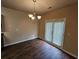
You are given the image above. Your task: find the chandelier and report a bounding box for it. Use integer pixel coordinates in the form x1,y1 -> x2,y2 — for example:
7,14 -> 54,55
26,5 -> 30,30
28,0 -> 41,20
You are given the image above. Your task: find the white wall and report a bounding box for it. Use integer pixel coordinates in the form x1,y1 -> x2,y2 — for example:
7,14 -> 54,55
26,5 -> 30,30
1,7 -> 38,47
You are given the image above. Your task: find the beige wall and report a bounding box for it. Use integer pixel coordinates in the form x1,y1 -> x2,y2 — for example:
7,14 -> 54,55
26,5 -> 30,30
1,7 -> 38,46
38,3 -> 78,56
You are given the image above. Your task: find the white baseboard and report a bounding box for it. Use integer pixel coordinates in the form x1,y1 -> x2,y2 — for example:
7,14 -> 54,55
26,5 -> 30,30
4,37 -> 37,47
42,39 -> 78,58
52,43 -> 77,58
61,48 -> 78,58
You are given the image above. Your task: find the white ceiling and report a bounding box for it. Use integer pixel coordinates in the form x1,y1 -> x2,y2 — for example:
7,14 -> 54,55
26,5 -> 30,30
2,0 -> 77,15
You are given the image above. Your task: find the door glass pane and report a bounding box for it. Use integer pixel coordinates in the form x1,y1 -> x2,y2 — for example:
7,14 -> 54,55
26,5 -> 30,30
45,22 -> 53,42
52,22 -> 64,46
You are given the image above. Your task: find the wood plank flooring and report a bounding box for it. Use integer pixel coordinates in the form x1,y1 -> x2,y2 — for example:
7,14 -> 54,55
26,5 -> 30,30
1,39 -> 77,59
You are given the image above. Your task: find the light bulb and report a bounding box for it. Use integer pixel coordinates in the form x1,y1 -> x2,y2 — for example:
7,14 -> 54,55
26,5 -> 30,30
37,16 -> 41,19
31,16 -> 35,20
28,14 -> 33,18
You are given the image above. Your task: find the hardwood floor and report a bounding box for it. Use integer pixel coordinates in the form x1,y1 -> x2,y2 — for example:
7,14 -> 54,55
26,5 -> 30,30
2,39 -> 76,59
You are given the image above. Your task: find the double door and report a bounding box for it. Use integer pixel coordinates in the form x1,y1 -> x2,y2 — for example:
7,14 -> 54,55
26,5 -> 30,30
45,20 -> 65,47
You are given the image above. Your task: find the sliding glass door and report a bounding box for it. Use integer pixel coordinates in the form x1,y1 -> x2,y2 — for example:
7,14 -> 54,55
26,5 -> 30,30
45,20 -> 65,47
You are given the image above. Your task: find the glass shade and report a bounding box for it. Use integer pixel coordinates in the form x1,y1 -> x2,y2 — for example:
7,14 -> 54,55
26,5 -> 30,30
31,16 -> 35,20
37,16 -> 41,19
28,14 -> 33,18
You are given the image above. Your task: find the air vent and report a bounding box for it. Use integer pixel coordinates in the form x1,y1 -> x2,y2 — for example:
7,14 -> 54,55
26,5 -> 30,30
48,6 -> 52,9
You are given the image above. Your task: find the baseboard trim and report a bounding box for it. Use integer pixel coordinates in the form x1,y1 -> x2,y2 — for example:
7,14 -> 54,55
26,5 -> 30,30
51,43 -> 77,58
61,48 -> 78,58
41,39 -> 77,58
4,38 -> 37,47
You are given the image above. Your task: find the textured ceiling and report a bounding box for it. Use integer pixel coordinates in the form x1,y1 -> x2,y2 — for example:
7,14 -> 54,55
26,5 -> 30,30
1,0 -> 77,15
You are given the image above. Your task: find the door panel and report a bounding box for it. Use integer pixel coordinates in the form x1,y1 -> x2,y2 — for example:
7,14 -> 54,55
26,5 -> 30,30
52,22 -> 65,46
45,22 -> 53,42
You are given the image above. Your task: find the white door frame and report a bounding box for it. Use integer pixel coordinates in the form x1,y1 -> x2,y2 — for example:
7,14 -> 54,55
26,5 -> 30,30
44,18 -> 66,48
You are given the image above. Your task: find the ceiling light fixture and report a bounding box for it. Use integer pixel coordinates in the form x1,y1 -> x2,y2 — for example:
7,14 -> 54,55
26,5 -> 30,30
28,0 -> 41,20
